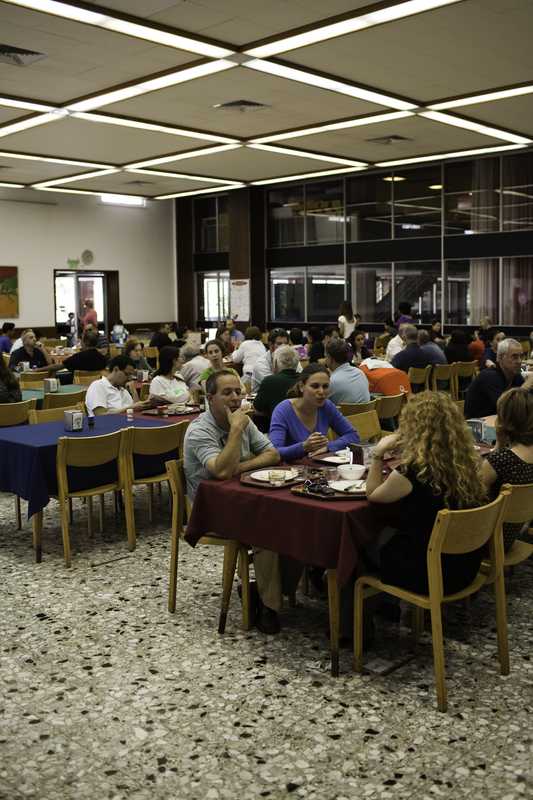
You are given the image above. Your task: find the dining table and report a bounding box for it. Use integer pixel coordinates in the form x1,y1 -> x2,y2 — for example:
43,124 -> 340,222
22,383 -> 87,408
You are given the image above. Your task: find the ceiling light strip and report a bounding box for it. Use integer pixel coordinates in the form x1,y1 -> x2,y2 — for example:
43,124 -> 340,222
155,184 -> 245,200
0,150 -> 114,168
0,111 -> 66,138
428,84 -> 533,110
0,97 -> 55,113
250,111 -> 414,143
247,143 -> 367,167
244,60 -> 416,111
125,144 -> 243,170
376,144 -> 526,167
0,182 -> 25,188
3,0 -> 234,58
67,61 -> 237,113
250,166 -> 367,186
33,168 -> 119,189
420,111 -> 531,144
72,112 -> 240,144
126,168 -> 241,185
245,0 -> 463,58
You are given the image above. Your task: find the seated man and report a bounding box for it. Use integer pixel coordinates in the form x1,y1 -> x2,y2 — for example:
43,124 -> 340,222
85,355 -> 148,415
325,339 -> 370,405
254,345 -> 300,419
180,344 -> 210,389
418,329 -> 447,364
9,329 -> 56,372
149,323 -> 173,351
184,369 -> 299,635
391,325 -> 434,372
62,331 -> 108,372
251,328 -> 290,391
385,322 -> 408,362
465,338 -> 533,418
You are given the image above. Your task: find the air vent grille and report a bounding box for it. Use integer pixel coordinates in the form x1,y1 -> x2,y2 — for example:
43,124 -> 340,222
0,44 -> 46,67
365,134 -> 412,144
213,99 -> 270,112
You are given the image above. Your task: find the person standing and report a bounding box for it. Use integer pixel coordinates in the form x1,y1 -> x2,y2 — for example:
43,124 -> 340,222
81,300 -> 97,330
337,301 -> 357,340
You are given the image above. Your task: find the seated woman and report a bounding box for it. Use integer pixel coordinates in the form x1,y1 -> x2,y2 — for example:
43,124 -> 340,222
0,360 -> 22,404
347,328 -> 371,365
366,391 -> 487,595
198,339 -> 241,386
149,346 -> 190,405
269,364 -> 359,462
481,387 -> 533,551
124,338 -> 152,373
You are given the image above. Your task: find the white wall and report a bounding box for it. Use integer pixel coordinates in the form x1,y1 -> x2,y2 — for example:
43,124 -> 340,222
0,188 -> 176,327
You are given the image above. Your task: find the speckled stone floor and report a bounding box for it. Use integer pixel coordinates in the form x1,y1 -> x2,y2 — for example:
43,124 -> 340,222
1,488 -> 532,800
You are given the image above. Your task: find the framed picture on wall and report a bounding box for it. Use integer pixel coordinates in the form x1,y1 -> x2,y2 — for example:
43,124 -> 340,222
0,267 -> 19,318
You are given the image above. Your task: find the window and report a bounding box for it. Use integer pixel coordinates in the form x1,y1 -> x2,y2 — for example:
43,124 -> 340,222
444,259 -> 498,326
307,265 -> 345,321
393,167 -> 442,238
267,186 -> 304,247
194,196 -> 229,252
346,173 -> 392,241
305,181 -> 344,245
270,268 -> 305,322
394,261 -> 442,323
501,151 -> 533,233
444,158 -> 499,234
501,256 -> 533,325
197,271 -> 230,322
348,263 -> 392,322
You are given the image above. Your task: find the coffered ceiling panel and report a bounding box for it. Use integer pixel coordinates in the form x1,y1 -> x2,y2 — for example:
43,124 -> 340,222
0,117 -> 218,163
461,96 -> 533,137
0,106 -> 27,125
105,67 -> 386,137
0,4 -> 195,103
0,154 -> 99,184
56,171 -> 217,196
283,0 -> 533,103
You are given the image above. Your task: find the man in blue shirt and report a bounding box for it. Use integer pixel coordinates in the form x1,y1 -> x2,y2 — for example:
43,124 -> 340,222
465,338 -> 533,418
0,322 -> 15,354
326,339 -> 370,405
391,326 -> 436,372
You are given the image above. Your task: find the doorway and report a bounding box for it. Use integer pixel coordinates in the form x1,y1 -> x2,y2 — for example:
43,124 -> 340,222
54,270 -> 120,333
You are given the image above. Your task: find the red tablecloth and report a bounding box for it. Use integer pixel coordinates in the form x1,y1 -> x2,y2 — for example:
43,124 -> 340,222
186,478 -> 396,586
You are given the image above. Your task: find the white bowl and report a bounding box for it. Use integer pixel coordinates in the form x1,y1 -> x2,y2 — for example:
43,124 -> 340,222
337,464 -> 366,481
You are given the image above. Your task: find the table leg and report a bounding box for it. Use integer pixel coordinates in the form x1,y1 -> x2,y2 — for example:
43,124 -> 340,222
327,569 -> 340,677
32,511 -> 43,563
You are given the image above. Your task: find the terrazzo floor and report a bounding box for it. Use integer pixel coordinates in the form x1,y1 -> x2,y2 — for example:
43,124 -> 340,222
1,488 -> 532,800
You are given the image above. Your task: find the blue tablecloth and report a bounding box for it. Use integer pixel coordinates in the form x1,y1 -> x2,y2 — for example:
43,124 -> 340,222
22,384 -> 85,408
0,416 -> 179,518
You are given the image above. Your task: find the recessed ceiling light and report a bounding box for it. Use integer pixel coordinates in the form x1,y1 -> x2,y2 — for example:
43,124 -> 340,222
155,184 -> 245,200
126,168 -> 241,185
0,97 -> 55,113
244,0 -> 463,58
125,144 -> 242,170
429,184 -> 443,189
33,168 -> 119,189
420,111 -> 531,144
3,0 -> 234,58
244,60 -> 416,112
428,84 -> 533,110
71,112 -> 240,144
67,61 -> 237,113
100,193 -> 146,207
250,111 -> 415,144
376,143 -> 526,167
250,166 -> 367,186
382,175 -> 406,182
0,151 -> 114,168
0,181 -> 24,188
247,143 -> 367,167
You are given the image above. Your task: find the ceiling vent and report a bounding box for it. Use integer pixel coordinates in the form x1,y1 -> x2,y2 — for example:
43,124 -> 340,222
124,179 -> 153,186
0,44 -> 46,67
365,134 -> 412,145
213,99 -> 270,112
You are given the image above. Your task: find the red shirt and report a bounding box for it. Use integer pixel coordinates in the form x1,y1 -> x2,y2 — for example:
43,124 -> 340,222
82,309 -> 98,328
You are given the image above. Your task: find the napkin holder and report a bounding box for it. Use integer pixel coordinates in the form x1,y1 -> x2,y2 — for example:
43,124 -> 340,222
64,409 -> 84,431
43,377 -> 59,393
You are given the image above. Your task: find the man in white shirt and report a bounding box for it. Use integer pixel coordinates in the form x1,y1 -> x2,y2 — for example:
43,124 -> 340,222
85,355 -> 149,415
385,323 -> 408,362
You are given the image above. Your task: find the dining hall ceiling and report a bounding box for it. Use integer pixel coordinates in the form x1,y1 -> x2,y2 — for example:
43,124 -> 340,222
0,0 -> 531,201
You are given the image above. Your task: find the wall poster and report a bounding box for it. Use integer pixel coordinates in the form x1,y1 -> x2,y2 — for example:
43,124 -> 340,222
0,266 -> 19,317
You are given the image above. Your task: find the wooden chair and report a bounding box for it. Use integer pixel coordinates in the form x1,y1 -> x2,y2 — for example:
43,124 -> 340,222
56,429 -> 130,567
451,361 -> 478,401
2,353 -> 10,367
166,459 -> 251,633
120,421 -> 190,549
74,371 -> 103,385
431,364 -> 453,394
354,491 -> 510,712
42,338 -> 63,348
140,383 -> 150,401
408,365 -> 432,393
43,389 -> 86,410
0,399 -> 37,528
339,400 -> 376,416
520,340 -> 530,358
375,393 -> 405,429
346,409 -> 382,442
482,483 -> 533,576
29,403 -> 85,424
144,346 -> 159,369
19,374 -> 47,389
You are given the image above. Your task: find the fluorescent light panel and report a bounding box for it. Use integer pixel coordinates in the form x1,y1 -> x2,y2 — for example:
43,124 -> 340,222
250,111 -> 414,143
4,0 -> 234,58
429,84 -> 533,110
67,61 -> 236,113
35,186 -> 100,196
0,151 -> 113,168
72,112 -> 240,144
376,144 -> 526,167
0,111 -> 63,137
126,168 -> 241,185
0,97 -> 55,113
247,143 -> 367,167
251,166 -> 367,186
155,184 -> 245,200
125,144 -> 242,170
101,193 -> 145,206
0,181 -> 24,188
245,0 -> 462,58
33,168 -> 119,189
420,111 -> 531,144
245,60 -> 416,111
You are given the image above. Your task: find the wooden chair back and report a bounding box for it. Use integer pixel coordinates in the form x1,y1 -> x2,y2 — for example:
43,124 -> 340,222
408,365 -> 432,393
43,389 -> 86,409
339,400 -> 376,416
42,338 -> 62,348
500,482 -> 533,525
0,399 -> 37,426
2,353 -> 10,367
346,409 -> 382,442
431,364 -> 452,393
122,421 -> 190,482
57,429 -> 125,471
144,347 -> 159,369
74,374 -> 100,387
19,374 -> 47,388
520,340 -> 530,357
451,361 -> 478,400
375,393 -> 405,423
29,403 -> 85,424
140,383 -> 150,401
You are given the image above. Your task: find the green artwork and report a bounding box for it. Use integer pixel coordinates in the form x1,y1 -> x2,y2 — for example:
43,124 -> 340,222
0,266 -> 18,318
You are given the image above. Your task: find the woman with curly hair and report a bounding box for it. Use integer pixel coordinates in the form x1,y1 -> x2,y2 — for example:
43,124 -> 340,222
366,391 -> 488,594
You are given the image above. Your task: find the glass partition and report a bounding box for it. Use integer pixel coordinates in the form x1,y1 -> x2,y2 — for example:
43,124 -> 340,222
393,166 -> 442,238
267,186 -> 304,247
349,263 -> 392,322
270,267 -> 305,322
501,256 -> 533,325
444,158 -> 499,235
306,265 -> 345,321
394,261 -> 441,323
444,259 -> 498,326
346,173 -> 392,241
501,151 -> 533,233
305,180 -> 344,244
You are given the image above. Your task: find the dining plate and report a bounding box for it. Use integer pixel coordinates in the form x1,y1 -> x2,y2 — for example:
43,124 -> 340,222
249,468 -> 297,483
329,480 -> 366,494
313,454 -> 351,465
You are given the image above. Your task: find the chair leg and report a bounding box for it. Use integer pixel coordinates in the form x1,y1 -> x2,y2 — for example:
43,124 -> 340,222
301,566 -> 310,596
493,573 -> 510,675
59,500 -> 72,568
68,497 -> 73,523
353,580 -> 365,672
98,494 -> 104,533
238,548 -> 252,630
15,496 -> 22,530
32,511 -> 43,564
218,542 -> 239,634
87,496 -> 93,537
148,484 -> 154,523
122,483 -> 136,552
327,569 -> 340,677
168,529 -> 180,614
412,606 -> 425,645
429,602 -> 447,712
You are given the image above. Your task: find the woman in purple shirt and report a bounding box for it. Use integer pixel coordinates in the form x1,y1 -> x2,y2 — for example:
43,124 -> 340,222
269,364 -> 359,461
